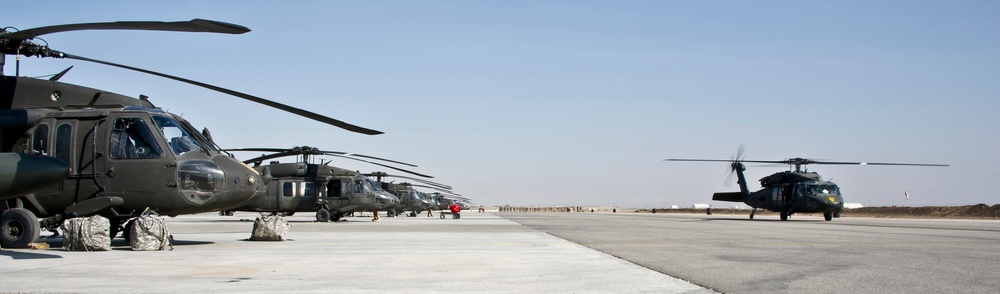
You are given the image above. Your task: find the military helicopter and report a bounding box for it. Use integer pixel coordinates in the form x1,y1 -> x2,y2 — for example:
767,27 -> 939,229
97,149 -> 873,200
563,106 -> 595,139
666,146 -> 948,221
0,19 -> 381,248
366,172 -> 454,217
222,146 -> 433,222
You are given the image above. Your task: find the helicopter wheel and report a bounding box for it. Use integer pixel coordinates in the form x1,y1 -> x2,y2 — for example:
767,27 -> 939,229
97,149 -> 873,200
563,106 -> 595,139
316,209 -> 331,222
779,211 -> 789,221
823,213 -> 833,221
0,208 -> 41,248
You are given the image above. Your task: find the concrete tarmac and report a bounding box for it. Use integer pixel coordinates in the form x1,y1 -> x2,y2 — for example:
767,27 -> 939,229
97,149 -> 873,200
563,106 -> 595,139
0,211 -> 712,294
501,212 -> 1000,294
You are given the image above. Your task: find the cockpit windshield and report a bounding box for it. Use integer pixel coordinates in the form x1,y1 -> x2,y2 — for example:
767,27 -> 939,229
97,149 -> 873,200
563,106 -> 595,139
804,183 -> 840,195
152,115 -> 216,156
365,179 -> 383,192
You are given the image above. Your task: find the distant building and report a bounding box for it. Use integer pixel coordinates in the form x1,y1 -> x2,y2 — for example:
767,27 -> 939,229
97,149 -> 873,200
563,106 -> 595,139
844,203 -> 864,209
692,204 -> 710,209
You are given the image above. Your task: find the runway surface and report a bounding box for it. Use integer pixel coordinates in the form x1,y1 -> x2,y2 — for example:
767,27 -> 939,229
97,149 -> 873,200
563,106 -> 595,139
499,212 -> 1000,293
0,211 -> 711,294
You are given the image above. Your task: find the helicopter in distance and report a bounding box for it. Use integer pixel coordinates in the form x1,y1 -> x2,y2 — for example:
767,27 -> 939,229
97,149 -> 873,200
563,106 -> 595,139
0,19 -> 382,248
366,171 -> 456,217
666,145 -> 948,221
222,146 -> 432,222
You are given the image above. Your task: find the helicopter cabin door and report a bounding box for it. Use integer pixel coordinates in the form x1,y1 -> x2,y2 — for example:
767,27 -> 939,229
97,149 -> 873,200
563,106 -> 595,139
277,180 -> 310,212
25,118 -> 98,214
319,179 -> 350,210
95,113 -> 176,210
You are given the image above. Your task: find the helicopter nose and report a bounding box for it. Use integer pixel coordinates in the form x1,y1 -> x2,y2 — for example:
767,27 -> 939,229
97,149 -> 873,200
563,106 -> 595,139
811,193 -> 844,212
208,156 -> 261,209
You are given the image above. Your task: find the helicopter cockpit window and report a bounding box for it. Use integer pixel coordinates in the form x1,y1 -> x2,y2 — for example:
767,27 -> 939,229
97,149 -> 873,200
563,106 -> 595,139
354,180 -> 366,193
152,116 -> 210,156
817,184 -> 840,195
109,118 -> 163,159
803,184 -> 841,195
365,179 -> 383,192
32,124 -> 49,155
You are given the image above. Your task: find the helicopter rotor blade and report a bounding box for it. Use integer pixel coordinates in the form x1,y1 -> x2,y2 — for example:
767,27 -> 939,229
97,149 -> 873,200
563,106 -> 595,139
667,158 -> 948,167
226,147 -> 417,167
54,52 -> 382,135
807,161 -> 949,167
409,184 -> 461,196
325,154 -> 433,178
315,151 -> 416,167
225,148 -> 294,154
365,173 -> 451,189
238,150 -> 299,165
0,19 -> 249,41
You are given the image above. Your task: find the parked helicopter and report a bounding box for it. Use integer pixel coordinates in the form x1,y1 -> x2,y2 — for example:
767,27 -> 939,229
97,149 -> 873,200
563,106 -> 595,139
0,19 -> 381,248
222,146 -> 433,222
366,172 -> 454,217
666,146 -> 948,221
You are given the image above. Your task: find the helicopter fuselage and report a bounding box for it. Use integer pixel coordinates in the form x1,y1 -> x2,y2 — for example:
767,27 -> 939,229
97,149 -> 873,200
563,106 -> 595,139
233,162 -> 400,217
714,170 -> 845,219
1,76 -> 263,220
380,183 -> 435,215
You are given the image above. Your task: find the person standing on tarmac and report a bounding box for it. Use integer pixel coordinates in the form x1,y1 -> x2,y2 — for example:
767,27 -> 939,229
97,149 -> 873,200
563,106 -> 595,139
372,210 -> 380,222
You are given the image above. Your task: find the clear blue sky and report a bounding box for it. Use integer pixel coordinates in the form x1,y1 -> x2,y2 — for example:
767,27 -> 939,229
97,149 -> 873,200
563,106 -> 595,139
7,1 -> 998,207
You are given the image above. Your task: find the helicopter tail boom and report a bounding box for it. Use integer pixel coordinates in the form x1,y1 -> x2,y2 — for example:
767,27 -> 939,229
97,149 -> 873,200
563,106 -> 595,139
712,192 -> 743,202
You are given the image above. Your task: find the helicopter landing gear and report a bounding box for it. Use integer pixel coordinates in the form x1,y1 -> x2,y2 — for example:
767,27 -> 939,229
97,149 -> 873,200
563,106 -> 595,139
1,208 -> 41,248
823,213 -> 833,221
749,208 -> 756,219
779,211 -> 789,221
315,209 -> 331,222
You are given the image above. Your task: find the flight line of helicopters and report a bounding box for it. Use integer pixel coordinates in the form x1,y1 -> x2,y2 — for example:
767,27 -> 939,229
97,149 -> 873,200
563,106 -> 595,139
0,19 -> 468,248
0,18 -> 949,249
219,146 -> 465,222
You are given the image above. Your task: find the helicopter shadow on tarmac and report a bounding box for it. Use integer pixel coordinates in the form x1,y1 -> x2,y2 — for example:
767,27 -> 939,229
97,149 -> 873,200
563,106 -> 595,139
28,236 -> 215,250
0,249 -> 62,259
697,216 -> 830,222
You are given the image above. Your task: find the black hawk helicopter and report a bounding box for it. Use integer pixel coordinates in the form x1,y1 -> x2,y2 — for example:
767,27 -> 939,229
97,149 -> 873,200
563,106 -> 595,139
366,171 -> 459,217
222,146 -> 436,222
666,146 -> 948,221
0,19 -> 382,248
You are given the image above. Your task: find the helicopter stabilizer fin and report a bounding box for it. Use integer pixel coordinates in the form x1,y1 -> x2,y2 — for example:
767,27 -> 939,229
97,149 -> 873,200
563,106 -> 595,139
712,192 -> 743,202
